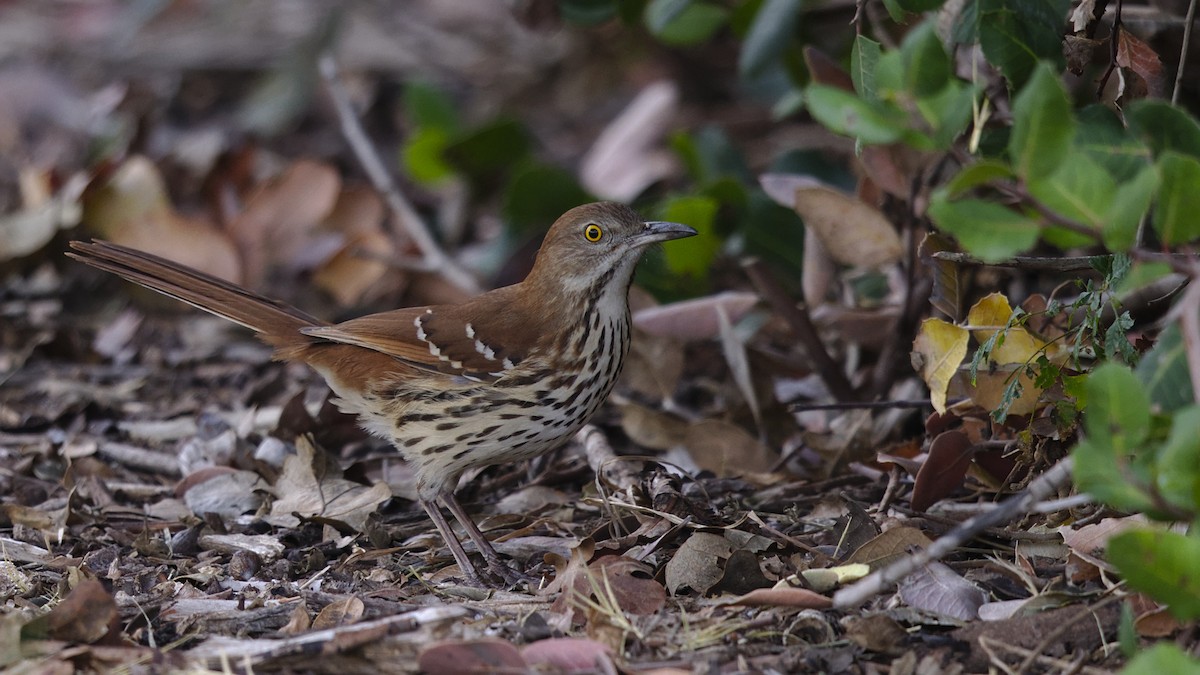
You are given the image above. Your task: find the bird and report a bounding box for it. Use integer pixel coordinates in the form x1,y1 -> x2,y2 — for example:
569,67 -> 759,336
68,201 -> 697,585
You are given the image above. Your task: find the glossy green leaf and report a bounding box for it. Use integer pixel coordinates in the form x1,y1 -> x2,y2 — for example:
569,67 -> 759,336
444,118 -> 531,180
1103,165 -> 1158,251
926,196 -> 1040,262
1127,100 -> 1200,160
805,85 -> 908,144
403,82 -> 459,133
916,80 -> 974,148
739,0 -> 802,78
1083,363 -> 1151,445
501,163 -> 593,234
977,0 -> 1070,87
1072,438 -> 1155,513
658,195 -> 721,278
1009,63 -> 1074,180
851,35 -> 882,100
1028,158 -> 1113,230
873,50 -> 905,97
1153,151 -> 1200,245
901,21 -> 951,97
1076,105 -> 1152,182
645,0 -> 728,45
943,160 -> 1015,197
1109,530 -> 1200,620
1136,324 -> 1195,412
1156,406 -> 1200,511
1122,643 -> 1200,675
401,127 -> 455,185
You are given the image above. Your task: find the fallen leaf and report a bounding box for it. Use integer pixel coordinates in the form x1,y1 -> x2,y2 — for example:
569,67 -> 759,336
665,531 -> 731,595
761,175 -> 902,267
898,561 -> 986,620
912,318 -> 969,413
312,596 -> 365,629
910,430 -> 973,512
723,586 -> 832,608
966,293 -> 1046,365
419,639 -> 527,675
521,637 -> 614,672
632,291 -> 759,341
267,436 -> 391,532
82,155 -> 242,283
44,579 -> 118,644
579,81 -> 678,201
846,526 -> 934,570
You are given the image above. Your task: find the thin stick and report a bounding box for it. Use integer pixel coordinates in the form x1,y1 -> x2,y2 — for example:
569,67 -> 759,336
743,258 -> 856,402
1173,0 -> 1198,105
789,400 -> 931,411
833,458 -> 1073,608
317,53 -> 479,295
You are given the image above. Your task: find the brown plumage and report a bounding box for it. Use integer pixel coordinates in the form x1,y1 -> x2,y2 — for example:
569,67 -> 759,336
68,201 -> 696,585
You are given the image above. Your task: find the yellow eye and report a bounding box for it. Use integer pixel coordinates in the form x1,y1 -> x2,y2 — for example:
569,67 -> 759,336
583,224 -> 603,242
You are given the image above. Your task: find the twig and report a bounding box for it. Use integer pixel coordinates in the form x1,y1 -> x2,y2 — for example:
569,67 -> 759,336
931,252 -> 1110,271
788,400 -> 931,411
833,458 -> 1073,608
1173,0 -> 1198,105
317,53 -> 480,295
1097,0 -> 1125,98
742,258 -> 855,402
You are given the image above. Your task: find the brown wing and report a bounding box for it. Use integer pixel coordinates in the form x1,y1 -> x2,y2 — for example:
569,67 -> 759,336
300,289 -> 531,382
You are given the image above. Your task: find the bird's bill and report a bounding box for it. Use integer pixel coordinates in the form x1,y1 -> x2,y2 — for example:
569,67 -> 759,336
639,221 -> 698,243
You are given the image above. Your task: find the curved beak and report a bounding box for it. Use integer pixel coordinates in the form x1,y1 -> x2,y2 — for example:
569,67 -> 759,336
639,221 -> 698,244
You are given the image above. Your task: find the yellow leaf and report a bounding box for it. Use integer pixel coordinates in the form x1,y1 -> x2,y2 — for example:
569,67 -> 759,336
912,318 -> 969,413
966,293 -> 1044,365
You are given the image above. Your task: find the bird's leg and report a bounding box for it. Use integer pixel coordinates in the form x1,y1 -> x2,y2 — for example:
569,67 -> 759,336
441,491 -> 531,586
418,498 -> 484,586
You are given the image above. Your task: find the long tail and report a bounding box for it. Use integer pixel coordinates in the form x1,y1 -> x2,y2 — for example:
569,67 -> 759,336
67,240 -> 326,352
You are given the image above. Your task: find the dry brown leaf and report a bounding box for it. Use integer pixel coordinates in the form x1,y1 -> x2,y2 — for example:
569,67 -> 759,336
312,186 -> 395,307
521,637 -> 614,673
267,436 -> 391,532
418,639 -> 527,675
898,561 -> 986,620
82,155 -> 242,283
846,526 -> 934,570
683,419 -> 774,476
1116,30 -> 1165,99
44,578 -> 118,644
723,586 -> 832,608
665,531 -> 731,595
761,174 -> 902,267
312,596 -> 365,629
228,159 -> 340,285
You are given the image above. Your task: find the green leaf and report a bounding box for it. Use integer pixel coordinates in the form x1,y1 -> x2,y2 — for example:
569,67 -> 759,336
657,195 -> 722,278
943,160 -> 1016,197
1103,165 -> 1158,251
901,21 -> 951,97
1153,151 -> 1200,245
805,85 -> 908,144
501,163 -> 593,235
739,0 -> 802,78
1072,437 -> 1155,513
916,80 -> 975,149
1156,406 -> 1200,512
1122,643 -> 1200,675
977,0 -> 1070,87
1127,100 -> 1200,160
873,50 -> 905,97
670,126 -> 750,184
443,118 -> 531,181
1083,363 -> 1150,447
851,36 -> 882,100
645,0 -> 728,45
1076,105 -> 1152,182
403,82 -> 459,133
1009,63 -> 1074,180
926,196 -> 1040,262
559,0 -> 620,24
401,127 -> 455,185
1109,530 -> 1200,620
1029,160 -> 1113,229
1136,324 -> 1195,412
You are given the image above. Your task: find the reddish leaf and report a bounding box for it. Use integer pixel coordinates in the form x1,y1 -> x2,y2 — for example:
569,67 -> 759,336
418,639 -> 527,674
45,579 -> 119,644
1117,30 -> 1165,99
521,637 -> 614,672
725,587 -> 833,608
911,430 -> 973,512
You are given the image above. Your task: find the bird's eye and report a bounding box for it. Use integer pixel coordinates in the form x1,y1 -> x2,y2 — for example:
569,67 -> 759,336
583,224 -> 603,242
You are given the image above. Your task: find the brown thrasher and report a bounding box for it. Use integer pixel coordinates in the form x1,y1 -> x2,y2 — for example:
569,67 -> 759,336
69,202 -> 696,585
